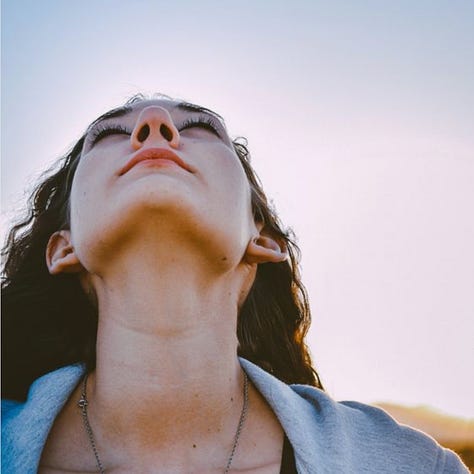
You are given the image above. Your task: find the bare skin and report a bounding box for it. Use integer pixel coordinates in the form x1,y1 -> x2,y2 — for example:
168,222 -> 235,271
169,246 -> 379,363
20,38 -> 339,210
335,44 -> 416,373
40,100 -> 288,473
39,375 -> 284,473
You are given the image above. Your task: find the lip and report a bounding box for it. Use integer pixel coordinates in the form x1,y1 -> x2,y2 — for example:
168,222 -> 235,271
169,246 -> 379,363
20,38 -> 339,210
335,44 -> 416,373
118,147 -> 195,176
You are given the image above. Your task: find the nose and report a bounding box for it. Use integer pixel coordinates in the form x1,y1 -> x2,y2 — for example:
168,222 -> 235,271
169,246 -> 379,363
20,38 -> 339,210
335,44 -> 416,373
130,106 -> 180,150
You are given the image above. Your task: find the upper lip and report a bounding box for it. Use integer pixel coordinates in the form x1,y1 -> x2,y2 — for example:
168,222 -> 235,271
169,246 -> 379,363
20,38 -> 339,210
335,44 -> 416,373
118,147 -> 195,176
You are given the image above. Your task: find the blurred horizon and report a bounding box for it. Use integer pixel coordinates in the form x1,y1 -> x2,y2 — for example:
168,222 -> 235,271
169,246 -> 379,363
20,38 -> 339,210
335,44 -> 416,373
2,1 -> 473,418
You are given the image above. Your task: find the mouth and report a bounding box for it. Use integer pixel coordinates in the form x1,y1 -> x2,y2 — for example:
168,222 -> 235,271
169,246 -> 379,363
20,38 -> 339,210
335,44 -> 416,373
118,148 -> 195,176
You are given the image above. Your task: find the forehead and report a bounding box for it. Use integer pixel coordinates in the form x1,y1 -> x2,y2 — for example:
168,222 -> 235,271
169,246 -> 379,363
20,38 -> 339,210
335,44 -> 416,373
130,98 -> 180,115
91,98 -> 225,125
134,99 -> 226,122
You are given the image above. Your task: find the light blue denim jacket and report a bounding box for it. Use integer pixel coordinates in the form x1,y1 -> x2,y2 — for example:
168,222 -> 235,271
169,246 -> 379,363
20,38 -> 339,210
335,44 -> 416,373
2,358 -> 468,473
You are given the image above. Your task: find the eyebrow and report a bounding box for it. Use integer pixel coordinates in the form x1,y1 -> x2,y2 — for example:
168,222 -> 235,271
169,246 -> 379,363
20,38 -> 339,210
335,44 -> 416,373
88,105 -> 133,131
173,102 -> 225,124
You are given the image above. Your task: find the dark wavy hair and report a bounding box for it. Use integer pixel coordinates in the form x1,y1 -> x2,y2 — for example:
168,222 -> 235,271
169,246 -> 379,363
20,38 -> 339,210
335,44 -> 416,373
1,94 -> 323,401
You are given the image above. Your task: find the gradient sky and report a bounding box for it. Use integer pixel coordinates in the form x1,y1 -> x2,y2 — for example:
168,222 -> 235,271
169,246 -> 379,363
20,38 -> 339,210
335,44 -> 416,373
2,0 -> 473,417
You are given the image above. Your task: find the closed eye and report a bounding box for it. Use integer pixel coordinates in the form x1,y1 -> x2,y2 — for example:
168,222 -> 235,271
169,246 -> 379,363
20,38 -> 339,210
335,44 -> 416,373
89,123 -> 132,146
178,116 -> 221,137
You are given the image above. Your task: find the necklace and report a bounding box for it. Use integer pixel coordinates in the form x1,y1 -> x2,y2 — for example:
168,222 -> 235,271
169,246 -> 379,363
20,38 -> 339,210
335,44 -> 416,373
78,372 -> 249,474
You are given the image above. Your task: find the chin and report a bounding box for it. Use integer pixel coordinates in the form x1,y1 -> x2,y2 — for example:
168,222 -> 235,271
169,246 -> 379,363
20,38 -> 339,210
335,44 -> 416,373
115,193 -> 200,230
72,179 -> 250,268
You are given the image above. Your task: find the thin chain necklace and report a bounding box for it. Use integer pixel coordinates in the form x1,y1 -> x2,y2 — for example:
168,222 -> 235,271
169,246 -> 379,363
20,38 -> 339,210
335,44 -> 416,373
78,372 -> 249,474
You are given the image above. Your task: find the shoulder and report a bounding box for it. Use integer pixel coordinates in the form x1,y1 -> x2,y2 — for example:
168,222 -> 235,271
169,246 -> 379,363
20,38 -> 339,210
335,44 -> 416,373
2,363 -> 85,474
240,358 -> 469,473
308,391 -> 467,473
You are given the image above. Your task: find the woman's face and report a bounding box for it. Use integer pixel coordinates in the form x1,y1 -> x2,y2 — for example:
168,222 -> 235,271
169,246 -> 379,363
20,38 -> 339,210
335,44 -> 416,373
69,99 -> 257,271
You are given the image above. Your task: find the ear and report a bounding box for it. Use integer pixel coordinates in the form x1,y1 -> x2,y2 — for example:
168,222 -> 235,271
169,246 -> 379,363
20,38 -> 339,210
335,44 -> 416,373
243,227 -> 288,265
45,230 -> 85,275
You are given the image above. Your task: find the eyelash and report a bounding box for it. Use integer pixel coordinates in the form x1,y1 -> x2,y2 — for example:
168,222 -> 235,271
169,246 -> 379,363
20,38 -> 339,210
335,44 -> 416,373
89,123 -> 131,146
89,115 -> 222,147
178,116 -> 221,137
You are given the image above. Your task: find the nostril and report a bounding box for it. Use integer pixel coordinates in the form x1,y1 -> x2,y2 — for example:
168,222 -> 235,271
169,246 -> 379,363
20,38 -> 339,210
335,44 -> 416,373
160,124 -> 173,142
137,124 -> 150,142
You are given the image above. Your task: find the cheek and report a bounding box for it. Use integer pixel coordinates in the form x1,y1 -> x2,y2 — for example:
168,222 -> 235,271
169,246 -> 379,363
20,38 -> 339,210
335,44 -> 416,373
68,156 -> 112,256
211,159 -> 255,237
211,155 -> 249,202
70,159 -> 103,220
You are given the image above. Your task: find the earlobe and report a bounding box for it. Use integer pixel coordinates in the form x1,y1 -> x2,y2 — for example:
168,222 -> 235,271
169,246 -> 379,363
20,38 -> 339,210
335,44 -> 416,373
46,230 -> 85,275
244,232 -> 288,265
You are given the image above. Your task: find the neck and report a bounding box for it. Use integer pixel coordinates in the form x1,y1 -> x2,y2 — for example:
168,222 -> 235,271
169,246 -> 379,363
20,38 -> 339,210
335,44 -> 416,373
83,243 -> 252,465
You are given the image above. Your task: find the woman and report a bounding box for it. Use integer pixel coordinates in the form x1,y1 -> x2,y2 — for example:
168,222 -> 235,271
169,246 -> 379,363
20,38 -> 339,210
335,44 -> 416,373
2,94 -> 468,473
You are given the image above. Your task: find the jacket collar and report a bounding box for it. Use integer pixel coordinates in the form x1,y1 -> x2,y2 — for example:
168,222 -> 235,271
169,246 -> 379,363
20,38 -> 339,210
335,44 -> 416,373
240,358 -> 345,473
3,359 -> 341,473
2,363 -> 86,474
